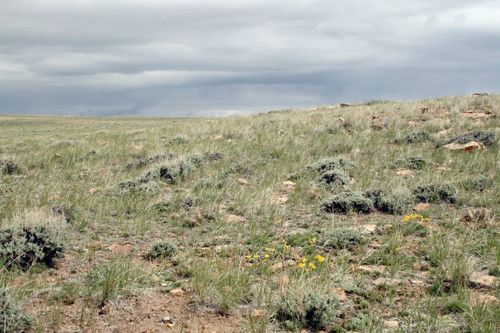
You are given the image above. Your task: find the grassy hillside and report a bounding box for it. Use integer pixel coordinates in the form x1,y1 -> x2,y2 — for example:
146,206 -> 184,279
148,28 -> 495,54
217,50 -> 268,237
0,95 -> 498,332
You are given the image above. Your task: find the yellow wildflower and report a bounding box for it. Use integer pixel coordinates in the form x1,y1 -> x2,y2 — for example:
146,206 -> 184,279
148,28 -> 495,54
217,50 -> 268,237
402,213 -> 423,223
314,255 -> 325,263
298,262 -> 306,268
308,262 -> 317,270
300,257 -> 308,263
253,254 -> 259,260
309,237 -> 317,245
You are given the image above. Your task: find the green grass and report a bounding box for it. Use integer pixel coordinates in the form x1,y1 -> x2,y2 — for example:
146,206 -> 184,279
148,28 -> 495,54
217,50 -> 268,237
0,94 -> 498,331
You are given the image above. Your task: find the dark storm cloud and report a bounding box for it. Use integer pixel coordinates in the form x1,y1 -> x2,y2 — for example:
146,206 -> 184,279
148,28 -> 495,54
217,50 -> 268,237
1,0 -> 499,116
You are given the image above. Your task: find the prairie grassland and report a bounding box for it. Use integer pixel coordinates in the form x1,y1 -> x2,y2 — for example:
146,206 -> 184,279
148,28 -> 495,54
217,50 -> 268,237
0,95 -> 499,332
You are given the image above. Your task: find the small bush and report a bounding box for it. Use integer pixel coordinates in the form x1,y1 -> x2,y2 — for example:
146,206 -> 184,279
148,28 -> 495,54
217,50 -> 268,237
322,192 -> 373,214
204,152 -> 224,161
140,159 -> 195,184
275,290 -> 340,331
307,157 -> 355,174
413,184 -> 457,203
401,131 -> 432,144
168,136 -> 188,145
0,289 -> 31,333
317,169 -> 350,187
51,205 -> 73,223
391,157 -> 427,170
0,160 -> 19,175
442,130 -> 496,147
145,241 -> 176,260
462,175 -> 491,192
118,180 -> 161,194
0,226 -> 64,270
320,228 -> 363,250
124,153 -> 175,170
364,189 -> 410,214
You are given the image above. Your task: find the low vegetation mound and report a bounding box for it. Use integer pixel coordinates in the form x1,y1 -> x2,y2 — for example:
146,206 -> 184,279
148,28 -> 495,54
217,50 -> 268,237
307,157 -> 355,174
275,290 -> 340,331
0,225 -> 64,270
0,159 -> 19,175
364,189 -> 410,214
320,228 -> 364,250
144,240 -> 176,260
400,131 -> 432,144
442,130 -> 496,147
413,184 -> 458,203
0,289 -> 31,333
322,191 -> 373,214
391,156 -> 427,170
317,169 -> 350,187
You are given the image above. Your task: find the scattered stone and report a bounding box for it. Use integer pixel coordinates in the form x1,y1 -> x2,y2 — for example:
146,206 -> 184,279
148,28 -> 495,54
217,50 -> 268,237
359,224 -> 377,235
356,265 -> 386,274
396,169 -> 414,177
272,192 -> 289,204
108,243 -> 133,255
226,214 -> 245,223
462,112 -> 490,119
462,207 -> 492,223
283,181 -> 296,192
251,309 -> 267,318
413,203 -> 430,212
270,262 -> 284,272
161,316 -> 175,327
443,141 -> 484,152
169,288 -> 185,296
98,305 -> 110,315
373,278 -> 403,287
238,178 -> 249,185
383,320 -> 399,329
471,292 -> 498,306
409,279 -> 425,287
331,288 -> 347,302
469,272 -> 496,288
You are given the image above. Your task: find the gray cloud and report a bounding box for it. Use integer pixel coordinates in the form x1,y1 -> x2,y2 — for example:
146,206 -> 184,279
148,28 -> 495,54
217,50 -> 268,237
1,0 -> 499,116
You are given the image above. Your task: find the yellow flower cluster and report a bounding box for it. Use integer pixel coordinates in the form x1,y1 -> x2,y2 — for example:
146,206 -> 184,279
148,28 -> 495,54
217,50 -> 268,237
297,254 -> 326,271
245,247 -> 276,262
402,213 -> 431,225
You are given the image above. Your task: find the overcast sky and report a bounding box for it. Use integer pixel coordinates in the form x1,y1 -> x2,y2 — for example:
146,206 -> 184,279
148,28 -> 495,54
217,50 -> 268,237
1,0 -> 499,116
